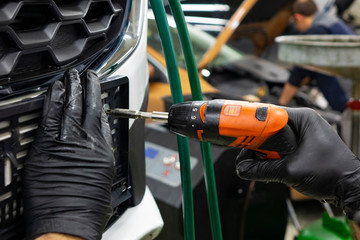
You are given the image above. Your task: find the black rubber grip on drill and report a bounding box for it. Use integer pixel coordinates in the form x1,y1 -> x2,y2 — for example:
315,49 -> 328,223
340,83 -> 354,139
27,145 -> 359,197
202,100 -> 237,145
258,124 -> 297,157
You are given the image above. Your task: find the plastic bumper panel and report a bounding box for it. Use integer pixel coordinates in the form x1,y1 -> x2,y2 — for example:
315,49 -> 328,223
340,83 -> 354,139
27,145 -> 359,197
103,187 -> 164,240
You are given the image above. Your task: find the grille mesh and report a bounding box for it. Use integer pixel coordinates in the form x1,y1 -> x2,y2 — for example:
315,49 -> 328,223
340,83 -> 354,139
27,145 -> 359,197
0,0 -> 128,83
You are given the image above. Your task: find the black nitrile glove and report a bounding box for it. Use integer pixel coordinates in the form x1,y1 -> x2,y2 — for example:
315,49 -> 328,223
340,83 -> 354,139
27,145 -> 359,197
24,69 -> 114,240
236,107 -> 360,219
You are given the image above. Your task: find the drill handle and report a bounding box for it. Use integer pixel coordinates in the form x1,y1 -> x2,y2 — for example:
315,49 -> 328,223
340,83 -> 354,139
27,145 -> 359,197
256,124 -> 297,159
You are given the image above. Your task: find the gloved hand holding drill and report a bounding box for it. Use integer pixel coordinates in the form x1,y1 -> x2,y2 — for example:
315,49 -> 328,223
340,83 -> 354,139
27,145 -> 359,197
24,69 -> 114,240
236,107 -> 360,220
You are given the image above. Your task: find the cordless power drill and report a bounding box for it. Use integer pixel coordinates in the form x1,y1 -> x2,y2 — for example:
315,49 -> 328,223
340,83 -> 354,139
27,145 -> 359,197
107,100 -> 297,159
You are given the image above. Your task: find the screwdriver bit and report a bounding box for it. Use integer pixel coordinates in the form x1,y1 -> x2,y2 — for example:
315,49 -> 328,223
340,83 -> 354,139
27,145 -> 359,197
106,107 -> 168,122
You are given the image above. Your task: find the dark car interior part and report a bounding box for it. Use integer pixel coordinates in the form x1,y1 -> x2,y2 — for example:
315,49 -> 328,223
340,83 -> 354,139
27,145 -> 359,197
204,63 -> 270,101
0,76 -> 132,239
225,56 -> 289,84
0,0 -> 130,90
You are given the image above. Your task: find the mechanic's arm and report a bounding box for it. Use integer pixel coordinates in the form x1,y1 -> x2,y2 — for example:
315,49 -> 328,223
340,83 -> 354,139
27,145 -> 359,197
36,233 -> 82,240
236,107 -> 360,220
278,82 -> 299,106
24,69 -> 114,240
279,76 -> 311,106
279,66 -> 312,106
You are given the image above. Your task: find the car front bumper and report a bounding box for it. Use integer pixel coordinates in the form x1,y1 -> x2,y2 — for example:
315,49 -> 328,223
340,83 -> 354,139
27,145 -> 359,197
103,187 -> 163,240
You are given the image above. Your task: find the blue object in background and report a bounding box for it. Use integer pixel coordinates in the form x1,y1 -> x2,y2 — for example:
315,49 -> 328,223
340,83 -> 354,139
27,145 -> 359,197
145,147 -> 159,159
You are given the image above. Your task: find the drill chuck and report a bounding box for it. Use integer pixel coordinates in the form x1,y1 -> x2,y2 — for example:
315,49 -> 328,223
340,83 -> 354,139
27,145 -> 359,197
168,101 -> 205,138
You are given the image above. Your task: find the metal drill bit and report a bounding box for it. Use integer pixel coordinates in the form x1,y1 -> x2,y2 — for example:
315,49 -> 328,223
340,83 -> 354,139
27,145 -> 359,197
106,108 -> 168,122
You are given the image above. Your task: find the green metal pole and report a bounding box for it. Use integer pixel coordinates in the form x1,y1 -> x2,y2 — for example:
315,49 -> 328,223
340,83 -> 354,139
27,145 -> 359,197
199,142 -> 222,240
149,1 -> 195,239
167,0 -> 202,100
167,1 -> 223,239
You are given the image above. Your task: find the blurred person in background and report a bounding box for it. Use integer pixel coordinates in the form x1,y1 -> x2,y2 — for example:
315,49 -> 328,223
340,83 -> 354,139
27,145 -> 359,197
279,0 -> 353,112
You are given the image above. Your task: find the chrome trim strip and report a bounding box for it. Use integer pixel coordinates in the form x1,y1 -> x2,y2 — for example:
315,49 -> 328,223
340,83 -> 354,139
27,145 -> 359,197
96,0 -> 146,77
0,90 -> 45,106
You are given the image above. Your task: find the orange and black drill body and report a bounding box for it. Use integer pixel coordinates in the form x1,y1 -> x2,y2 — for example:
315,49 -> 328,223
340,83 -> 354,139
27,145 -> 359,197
168,100 -> 297,159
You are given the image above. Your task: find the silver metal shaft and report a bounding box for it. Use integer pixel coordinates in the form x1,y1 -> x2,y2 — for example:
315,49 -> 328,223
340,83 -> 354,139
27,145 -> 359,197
106,108 -> 168,122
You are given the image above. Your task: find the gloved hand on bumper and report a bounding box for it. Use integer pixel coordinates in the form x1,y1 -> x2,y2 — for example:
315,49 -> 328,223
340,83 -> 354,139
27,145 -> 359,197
24,69 -> 114,240
236,107 -> 360,219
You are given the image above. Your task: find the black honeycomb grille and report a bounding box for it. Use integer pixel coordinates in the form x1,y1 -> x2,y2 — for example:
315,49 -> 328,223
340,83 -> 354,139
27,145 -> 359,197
0,0 -> 129,84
